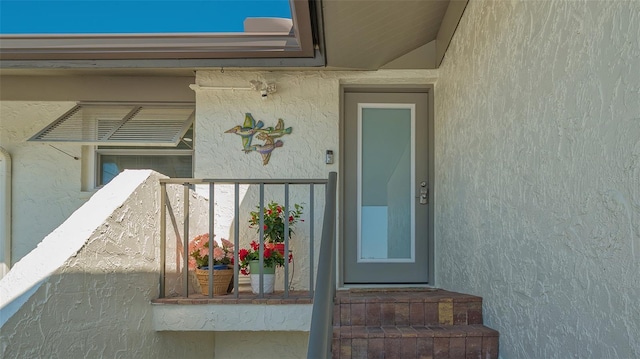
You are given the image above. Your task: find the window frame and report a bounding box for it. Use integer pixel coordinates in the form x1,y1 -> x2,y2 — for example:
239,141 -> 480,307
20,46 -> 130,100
95,147 -> 194,187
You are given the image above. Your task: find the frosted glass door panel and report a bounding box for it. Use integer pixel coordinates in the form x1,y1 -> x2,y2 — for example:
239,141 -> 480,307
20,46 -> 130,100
358,107 -> 414,262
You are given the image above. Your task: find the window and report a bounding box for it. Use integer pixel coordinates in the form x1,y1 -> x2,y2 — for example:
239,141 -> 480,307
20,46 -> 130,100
96,126 -> 194,186
28,102 -> 195,188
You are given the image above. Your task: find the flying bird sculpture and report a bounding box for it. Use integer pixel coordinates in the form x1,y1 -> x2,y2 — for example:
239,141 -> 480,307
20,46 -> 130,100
225,113 -> 292,165
251,133 -> 284,165
224,113 -> 264,152
256,118 -> 292,139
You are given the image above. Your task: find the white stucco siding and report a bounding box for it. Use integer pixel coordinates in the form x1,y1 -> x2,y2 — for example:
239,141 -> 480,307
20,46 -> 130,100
194,71 -> 340,179
0,170 -> 214,358
193,70 -> 437,292
0,71 -> 437,277
194,71 -> 339,294
0,102 -> 86,262
193,69 -> 436,181
435,1 -> 640,358
153,303 -> 312,331
215,331 -> 309,359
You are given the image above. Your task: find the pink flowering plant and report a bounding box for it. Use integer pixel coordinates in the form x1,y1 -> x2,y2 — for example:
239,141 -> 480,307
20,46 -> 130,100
188,233 -> 235,270
248,201 -> 304,243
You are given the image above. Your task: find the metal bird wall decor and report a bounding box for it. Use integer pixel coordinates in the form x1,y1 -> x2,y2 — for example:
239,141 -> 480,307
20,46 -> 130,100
225,113 -> 292,165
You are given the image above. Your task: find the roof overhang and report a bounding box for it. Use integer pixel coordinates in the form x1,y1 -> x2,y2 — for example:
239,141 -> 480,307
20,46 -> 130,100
0,0 -> 468,73
322,0 -> 468,70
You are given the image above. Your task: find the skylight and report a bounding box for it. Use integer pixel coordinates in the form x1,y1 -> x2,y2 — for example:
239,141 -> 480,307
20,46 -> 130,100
0,0 -> 315,61
0,0 -> 292,34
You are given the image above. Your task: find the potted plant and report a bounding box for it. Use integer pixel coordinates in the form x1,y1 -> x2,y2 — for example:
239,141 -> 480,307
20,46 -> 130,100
248,201 -> 304,255
188,233 -> 234,295
238,240 -> 291,294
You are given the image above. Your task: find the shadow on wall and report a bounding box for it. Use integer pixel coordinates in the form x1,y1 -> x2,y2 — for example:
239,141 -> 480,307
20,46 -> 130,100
0,170 -> 203,327
0,169 -> 216,357
1,271 -> 216,358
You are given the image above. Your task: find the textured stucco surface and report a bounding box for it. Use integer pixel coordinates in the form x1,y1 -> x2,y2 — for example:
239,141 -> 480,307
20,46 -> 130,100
214,331 -> 309,359
0,70 -> 437,275
0,101 -> 87,262
193,70 -> 436,292
0,70 -> 438,357
435,1 -> 640,358
0,69 -> 438,357
0,170 -> 215,358
153,303 -> 312,331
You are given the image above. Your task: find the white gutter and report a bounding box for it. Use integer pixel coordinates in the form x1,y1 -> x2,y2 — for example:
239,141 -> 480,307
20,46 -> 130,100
0,147 -> 11,278
189,81 -> 277,97
189,84 -> 254,92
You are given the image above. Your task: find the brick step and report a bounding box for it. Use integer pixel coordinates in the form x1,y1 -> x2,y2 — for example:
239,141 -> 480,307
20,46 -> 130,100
332,325 -> 499,359
334,288 -> 483,327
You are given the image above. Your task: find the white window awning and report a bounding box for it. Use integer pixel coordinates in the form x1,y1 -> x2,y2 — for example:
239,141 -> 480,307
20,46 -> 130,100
29,102 -> 194,147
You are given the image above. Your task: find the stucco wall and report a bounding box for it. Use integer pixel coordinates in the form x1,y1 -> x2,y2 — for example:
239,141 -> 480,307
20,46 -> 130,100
435,1 -> 640,358
0,170 -> 214,358
193,70 -> 436,291
0,70 -> 437,271
215,331 -> 309,358
0,69 -> 438,357
0,101 -> 86,262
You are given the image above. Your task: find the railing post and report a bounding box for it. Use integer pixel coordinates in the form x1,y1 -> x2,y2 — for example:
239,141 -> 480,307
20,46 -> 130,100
233,182 -> 240,298
183,183 -> 190,297
208,182 -> 215,297
159,182 -> 166,298
309,183 -> 315,297
258,183 -> 265,298
284,183 -> 290,297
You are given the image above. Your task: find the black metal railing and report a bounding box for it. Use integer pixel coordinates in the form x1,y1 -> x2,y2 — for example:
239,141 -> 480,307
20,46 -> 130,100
159,173 -> 336,300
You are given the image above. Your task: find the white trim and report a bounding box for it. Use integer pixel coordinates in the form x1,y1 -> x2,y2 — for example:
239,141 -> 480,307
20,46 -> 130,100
95,149 -> 193,156
95,149 -> 193,187
0,147 -> 11,278
152,303 -> 312,331
356,103 -> 416,263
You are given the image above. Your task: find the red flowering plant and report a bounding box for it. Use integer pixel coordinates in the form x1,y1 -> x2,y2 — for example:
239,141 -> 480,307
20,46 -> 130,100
188,233 -> 235,270
238,240 -> 293,275
248,201 -> 304,243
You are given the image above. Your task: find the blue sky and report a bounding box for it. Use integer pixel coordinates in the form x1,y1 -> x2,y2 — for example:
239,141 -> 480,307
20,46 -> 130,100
0,0 -> 292,34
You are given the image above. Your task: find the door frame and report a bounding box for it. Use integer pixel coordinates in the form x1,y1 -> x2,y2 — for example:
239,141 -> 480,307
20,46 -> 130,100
338,84 -> 435,287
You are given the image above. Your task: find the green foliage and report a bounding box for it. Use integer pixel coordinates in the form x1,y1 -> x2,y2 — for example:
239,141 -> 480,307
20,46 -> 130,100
248,201 -> 304,243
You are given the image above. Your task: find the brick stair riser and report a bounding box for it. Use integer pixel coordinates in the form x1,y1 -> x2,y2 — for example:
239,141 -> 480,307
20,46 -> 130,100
332,333 -> 499,359
331,290 -> 499,359
334,299 -> 483,327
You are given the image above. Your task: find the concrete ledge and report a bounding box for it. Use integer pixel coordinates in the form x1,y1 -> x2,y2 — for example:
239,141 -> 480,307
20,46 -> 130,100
152,303 -> 312,331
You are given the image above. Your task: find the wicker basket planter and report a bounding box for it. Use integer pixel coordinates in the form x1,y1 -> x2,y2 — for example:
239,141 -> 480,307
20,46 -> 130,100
195,267 -> 234,296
